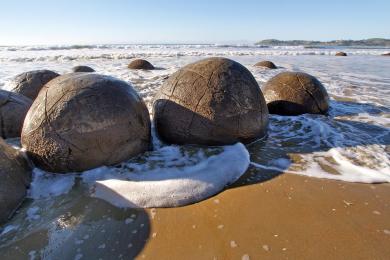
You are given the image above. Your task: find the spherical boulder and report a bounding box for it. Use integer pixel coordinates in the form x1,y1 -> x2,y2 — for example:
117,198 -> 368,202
0,90 -> 32,138
21,73 -> 151,173
128,59 -> 155,70
262,71 -> 329,115
153,57 -> 269,145
0,138 -> 31,224
10,70 -> 60,100
255,60 -> 277,69
335,52 -> 347,56
72,65 -> 95,73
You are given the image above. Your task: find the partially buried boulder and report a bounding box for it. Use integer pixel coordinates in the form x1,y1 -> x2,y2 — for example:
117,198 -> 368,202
72,65 -> 95,73
128,59 -> 155,70
262,71 -> 329,115
0,90 -> 32,138
10,70 -> 60,100
335,52 -> 347,56
21,73 -> 151,173
254,60 -> 277,69
153,57 -> 269,145
0,138 -> 31,224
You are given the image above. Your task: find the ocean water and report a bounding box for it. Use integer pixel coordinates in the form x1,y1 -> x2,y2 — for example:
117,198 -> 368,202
0,44 -> 389,258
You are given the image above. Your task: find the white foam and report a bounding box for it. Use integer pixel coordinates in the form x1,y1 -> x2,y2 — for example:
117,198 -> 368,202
28,168 -> 76,199
83,143 -> 249,208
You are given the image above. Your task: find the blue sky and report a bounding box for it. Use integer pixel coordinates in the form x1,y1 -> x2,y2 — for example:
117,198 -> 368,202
0,0 -> 389,45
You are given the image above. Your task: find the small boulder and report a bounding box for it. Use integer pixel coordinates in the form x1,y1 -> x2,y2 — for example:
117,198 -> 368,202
255,60 -> 277,69
128,59 -> 155,70
262,71 -> 329,115
381,53 -> 390,56
0,138 -> 31,224
153,57 -> 268,145
335,52 -> 347,56
10,70 -> 60,100
0,90 -> 32,138
21,73 -> 151,173
72,65 -> 95,73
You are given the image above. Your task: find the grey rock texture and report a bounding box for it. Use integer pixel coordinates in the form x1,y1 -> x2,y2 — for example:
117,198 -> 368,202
128,59 -> 155,70
263,72 -> 329,115
0,90 -> 32,138
10,70 -> 60,100
0,138 -> 31,224
153,57 -> 269,145
21,73 -> 151,173
254,61 -> 277,69
72,66 -> 95,72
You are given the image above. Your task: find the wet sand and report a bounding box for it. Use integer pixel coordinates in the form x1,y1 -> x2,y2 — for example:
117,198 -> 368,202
140,174 -> 390,259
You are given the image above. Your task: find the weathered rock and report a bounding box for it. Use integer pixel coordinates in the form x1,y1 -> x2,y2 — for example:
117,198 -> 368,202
153,57 -> 269,145
0,90 -> 32,138
0,138 -> 31,224
262,71 -> 329,115
21,73 -> 151,173
72,65 -> 95,73
255,60 -> 277,69
10,70 -> 60,100
335,52 -> 347,56
128,59 -> 155,70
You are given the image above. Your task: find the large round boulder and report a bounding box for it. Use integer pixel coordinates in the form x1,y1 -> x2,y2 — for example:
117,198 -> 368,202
128,59 -> 155,70
72,65 -> 95,73
335,52 -> 347,56
255,60 -> 277,69
0,138 -> 31,224
21,73 -> 151,173
0,90 -> 32,138
262,72 -> 329,115
153,57 -> 269,145
10,70 -> 60,100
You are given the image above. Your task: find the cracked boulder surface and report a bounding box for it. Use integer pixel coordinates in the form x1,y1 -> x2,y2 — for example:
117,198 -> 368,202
262,71 -> 329,115
0,138 -> 31,224
10,70 -> 60,100
153,57 -> 269,145
0,90 -> 32,138
128,59 -> 155,70
254,60 -> 277,69
21,73 -> 151,173
72,65 -> 95,73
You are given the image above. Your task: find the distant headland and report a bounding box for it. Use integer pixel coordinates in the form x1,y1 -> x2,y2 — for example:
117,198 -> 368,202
255,38 -> 390,47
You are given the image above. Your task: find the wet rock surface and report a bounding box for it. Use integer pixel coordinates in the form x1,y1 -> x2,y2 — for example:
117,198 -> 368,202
153,57 -> 269,145
128,59 -> 155,70
72,65 -> 95,72
0,138 -> 31,224
10,70 -> 60,100
262,71 -> 329,115
0,90 -> 32,138
254,60 -> 277,69
21,73 -> 151,173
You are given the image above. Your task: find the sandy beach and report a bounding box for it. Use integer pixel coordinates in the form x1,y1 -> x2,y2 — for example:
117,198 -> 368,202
141,173 -> 390,259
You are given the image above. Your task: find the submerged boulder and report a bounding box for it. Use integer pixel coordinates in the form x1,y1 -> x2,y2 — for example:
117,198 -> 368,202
10,70 -> 60,100
255,60 -> 277,69
335,52 -> 347,56
381,53 -> 390,56
0,138 -> 31,224
0,90 -> 32,138
21,73 -> 151,173
128,59 -> 155,70
262,71 -> 329,115
72,65 -> 95,73
153,57 -> 269,145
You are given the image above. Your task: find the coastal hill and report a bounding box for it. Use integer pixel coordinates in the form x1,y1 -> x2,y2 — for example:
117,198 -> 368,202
255,38 -> 390,47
